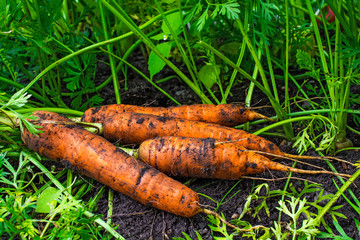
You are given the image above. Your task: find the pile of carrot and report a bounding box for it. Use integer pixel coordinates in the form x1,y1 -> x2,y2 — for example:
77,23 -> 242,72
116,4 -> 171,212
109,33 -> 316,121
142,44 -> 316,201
82,104 -> 318,160
20,104 -> 350,224
22,111 -> 201,218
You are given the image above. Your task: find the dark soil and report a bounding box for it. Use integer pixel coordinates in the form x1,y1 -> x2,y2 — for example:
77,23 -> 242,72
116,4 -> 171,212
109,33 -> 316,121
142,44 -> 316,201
87,54 -> 360,240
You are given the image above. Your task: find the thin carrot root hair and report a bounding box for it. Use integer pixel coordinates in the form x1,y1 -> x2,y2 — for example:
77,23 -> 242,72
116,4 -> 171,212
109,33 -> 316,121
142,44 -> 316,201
201,208 -> 267,232
246,150 -> 352,178
245,105 -> 274,110
215,137 -> 352,165
252,112 -> 276,122
283,153 -> 353,165
240,176 -> 320,185
243,147 -> 352,166
247,150 -> 331,170
283,166 -> 351,178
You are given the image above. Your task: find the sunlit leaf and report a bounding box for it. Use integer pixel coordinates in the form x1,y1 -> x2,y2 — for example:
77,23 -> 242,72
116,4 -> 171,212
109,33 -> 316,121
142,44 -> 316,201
198,64 -> 219,89
161,12 -> 182,35
36,187 -> 62,213
148,41 -> 172,78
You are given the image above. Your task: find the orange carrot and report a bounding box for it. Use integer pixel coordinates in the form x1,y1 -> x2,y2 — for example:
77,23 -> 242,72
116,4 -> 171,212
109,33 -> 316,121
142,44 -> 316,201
81,104 -> 272,127
21,111 -> 201,218
92,112 -> 316,160
21,111 -> 254,230
137,136 -> 350,179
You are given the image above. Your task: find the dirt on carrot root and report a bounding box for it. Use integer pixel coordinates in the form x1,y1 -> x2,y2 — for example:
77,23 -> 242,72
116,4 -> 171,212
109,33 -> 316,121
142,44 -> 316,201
81,103 -> 273,126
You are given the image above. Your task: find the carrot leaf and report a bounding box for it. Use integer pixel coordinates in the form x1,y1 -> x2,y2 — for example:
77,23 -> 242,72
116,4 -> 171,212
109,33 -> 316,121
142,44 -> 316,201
198,64 -> 219,89
207,213 -> 237,239
148,41 -> 172,78
0,89 -> 43,135
35,187 -> 62,213
275,196 -> 319,238
0,89 -> 31,109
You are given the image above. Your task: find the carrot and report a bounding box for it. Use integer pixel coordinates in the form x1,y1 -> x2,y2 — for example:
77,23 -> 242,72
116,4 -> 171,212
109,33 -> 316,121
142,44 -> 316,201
137,136 -> 351,179
81,103 -> 273,127
21,111 -> 201,218
92,112 -> 319,160
21,111 -> 259,231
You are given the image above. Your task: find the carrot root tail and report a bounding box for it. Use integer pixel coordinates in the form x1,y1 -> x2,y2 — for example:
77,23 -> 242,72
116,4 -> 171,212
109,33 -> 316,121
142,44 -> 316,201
255,113 -> 276,122
287,167 -> 352,178
284,153 -> 353,165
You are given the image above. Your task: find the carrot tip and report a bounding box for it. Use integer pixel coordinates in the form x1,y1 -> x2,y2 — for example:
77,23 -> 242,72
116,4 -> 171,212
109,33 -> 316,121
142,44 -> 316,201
283,153 -> 353,165
255,113 -> 276,122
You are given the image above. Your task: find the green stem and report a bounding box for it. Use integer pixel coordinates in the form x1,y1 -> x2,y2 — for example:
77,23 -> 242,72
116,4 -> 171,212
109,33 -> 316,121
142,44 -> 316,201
176,0 -> 200,87
347,125 -> 360,136
155,0 -> 198,89
314,168 -> 360,225
325,0 -> 355,43
244,46 -> 261,132
264,47 -> 279,103
234,108 -> 360,129
305,0 -> 333,118
253,116 -> 316,136
288,108 -> 360,116
107,189 -> 114,224
16,108 -> 83,116
22,7 -> 180,95
198,41 -> 286,117
199,37 -> 293,137
222,0 -> 250,104
284,0 -> 291,119
222,37 -> 246,103
67,169 -> 73,198
101,0 -> 212,104
245,45 -> 261,109
333,180 -> 360,214
271,58 -> 312,106
305,0 -> 330,74
99,0 -> 121,104
60,29 -> 160,96
105,52 -> 181,105
24,33 -> 129,94
235,15 -> 271,92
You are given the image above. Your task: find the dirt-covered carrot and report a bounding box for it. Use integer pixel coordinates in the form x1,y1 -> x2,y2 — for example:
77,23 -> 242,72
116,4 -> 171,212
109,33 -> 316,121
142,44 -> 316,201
137,136 -> 351,179
92,112 -> 318,160
81,103 -> 272,127
21,111 -> 257,231
21,111 -> 201,218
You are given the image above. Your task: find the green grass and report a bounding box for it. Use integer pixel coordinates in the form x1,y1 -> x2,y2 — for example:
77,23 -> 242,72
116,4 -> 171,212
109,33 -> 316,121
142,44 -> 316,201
1,0 -> 360,239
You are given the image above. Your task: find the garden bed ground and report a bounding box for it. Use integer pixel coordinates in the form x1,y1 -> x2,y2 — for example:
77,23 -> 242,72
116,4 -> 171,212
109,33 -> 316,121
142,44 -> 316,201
85,55 -> 360,239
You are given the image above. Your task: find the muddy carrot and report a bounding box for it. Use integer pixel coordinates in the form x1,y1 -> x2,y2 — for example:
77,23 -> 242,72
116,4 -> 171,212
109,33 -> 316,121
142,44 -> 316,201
21,111 -> 201,218
81,104 -> 272,127
21,111 -> 259,231
93,112 -> 319,160
137,136 -> 351,179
